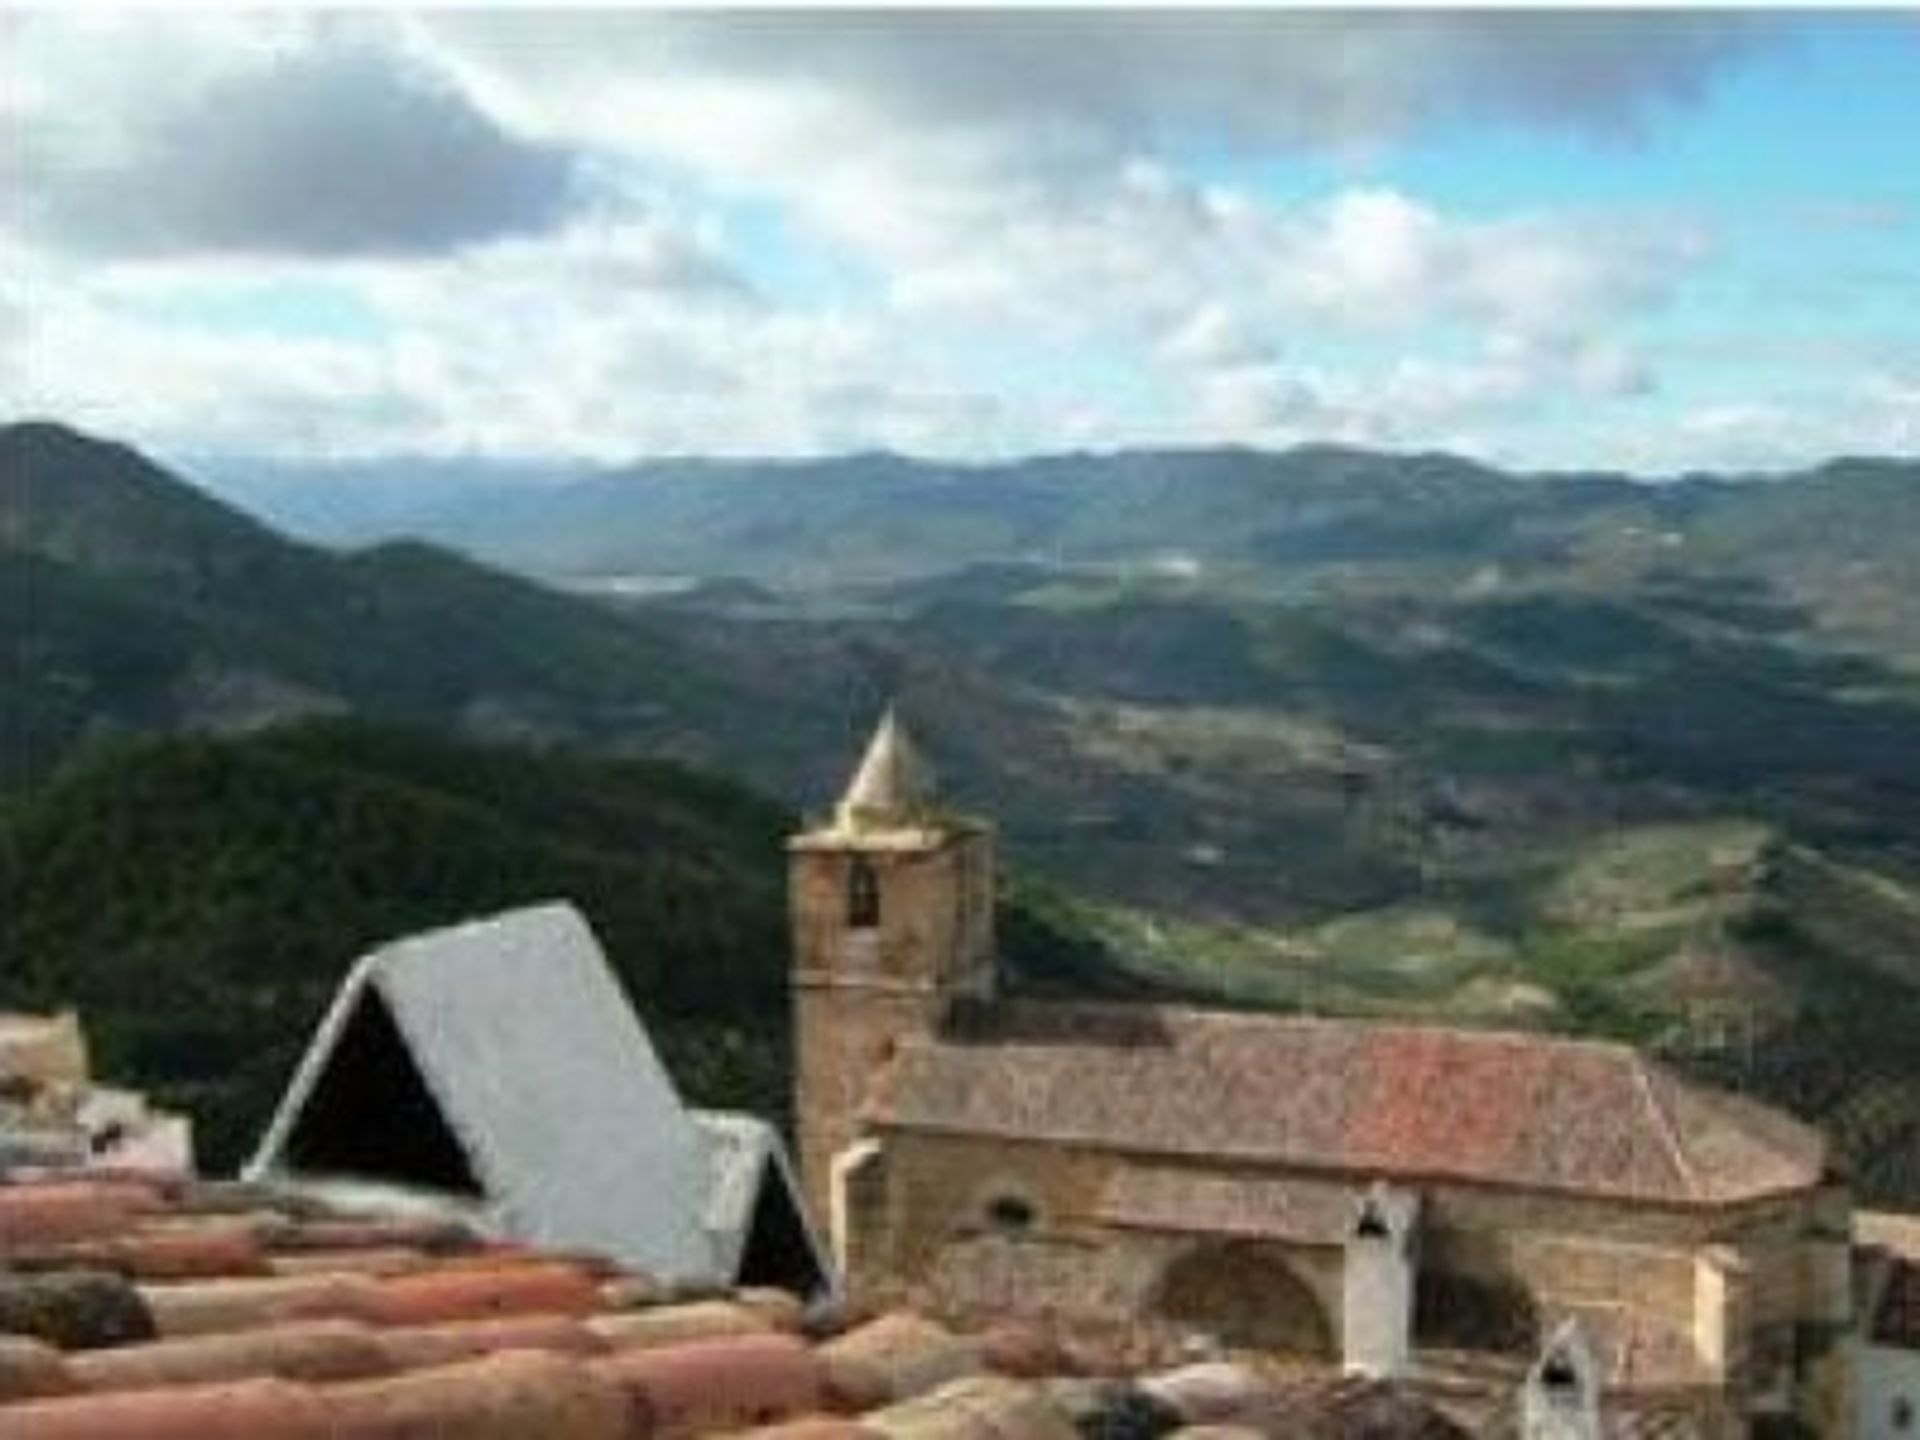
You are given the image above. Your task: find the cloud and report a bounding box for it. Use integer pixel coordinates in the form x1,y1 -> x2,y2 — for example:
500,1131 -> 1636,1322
10,22 -> 580,257
3,10 -> 1898,475
426,11 -> 1768,160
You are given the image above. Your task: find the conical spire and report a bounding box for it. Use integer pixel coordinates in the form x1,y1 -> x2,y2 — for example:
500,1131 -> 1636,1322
835,706 -> 935,832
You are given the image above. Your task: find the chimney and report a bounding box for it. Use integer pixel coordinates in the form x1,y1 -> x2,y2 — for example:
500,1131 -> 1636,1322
1341,1180 -> 1418,1378
1522,1319 -> 1601,1440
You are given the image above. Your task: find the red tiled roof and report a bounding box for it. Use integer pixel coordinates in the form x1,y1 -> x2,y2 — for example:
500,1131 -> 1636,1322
869,1003 -> 1825,1206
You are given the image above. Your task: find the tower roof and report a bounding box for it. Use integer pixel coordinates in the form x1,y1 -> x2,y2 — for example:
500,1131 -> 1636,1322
835,706 -> 935,832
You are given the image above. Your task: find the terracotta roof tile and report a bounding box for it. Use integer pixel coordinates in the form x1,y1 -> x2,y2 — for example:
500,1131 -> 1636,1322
264,1246 -> 430,1278
376,1313 -> 610,1369
0,1375 -> 335,1440
873,1004 -> 1824,1206
0,1336 -> 79,1402
64,1319 -> 394,1392
591,1331 -> 822,1437
323,1348 -> 638,1440
736,1418 -> 879,1440
137,1273 -> 381,1337
586,1299 -> 775,1352
357,1260 -> 606,1327
862,1373 -> 1081,1440
0,1183 -> 165,1251
817,1313 -> 983,1411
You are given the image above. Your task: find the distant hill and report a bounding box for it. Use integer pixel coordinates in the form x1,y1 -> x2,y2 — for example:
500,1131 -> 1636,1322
194,444 -> 1920,675
0,421 -> 865,790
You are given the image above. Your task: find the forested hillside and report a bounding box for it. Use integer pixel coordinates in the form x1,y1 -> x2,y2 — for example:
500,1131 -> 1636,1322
1,420 -> 850,790
0,719 -> 1112,1172
0,721 -> 796,1168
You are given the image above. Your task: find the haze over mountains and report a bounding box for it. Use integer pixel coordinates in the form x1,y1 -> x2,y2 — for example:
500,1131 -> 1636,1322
201,447 -> 1920,644
5,419 -> 1920,1200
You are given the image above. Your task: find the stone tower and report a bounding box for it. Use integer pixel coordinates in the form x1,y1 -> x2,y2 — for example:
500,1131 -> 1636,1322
789,708 -> 997,1223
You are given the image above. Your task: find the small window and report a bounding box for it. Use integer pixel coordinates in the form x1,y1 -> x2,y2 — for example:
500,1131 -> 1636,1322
986,1193 -> 1036,1233
1894,1396 -> 1913,1433
847,856 -> 881,930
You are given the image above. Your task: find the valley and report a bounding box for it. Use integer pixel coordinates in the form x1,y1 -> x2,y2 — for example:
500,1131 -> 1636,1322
5,421 -> 1918,1202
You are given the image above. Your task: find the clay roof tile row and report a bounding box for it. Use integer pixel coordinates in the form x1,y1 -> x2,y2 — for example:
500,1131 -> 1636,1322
1,1159 -> 1685,1439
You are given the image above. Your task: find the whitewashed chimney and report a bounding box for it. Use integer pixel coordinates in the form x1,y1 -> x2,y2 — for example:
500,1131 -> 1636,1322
1341,1180 -> 1419,1378
1522,1319 -> 1602,1440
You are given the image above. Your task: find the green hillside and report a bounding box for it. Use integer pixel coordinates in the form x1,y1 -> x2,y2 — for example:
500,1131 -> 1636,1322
1,421 -> 864,793
0,721 -> 797,1168
0,719 -> 1119,1174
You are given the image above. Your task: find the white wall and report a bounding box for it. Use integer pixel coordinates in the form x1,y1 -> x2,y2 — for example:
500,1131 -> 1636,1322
1856,1342 -> 1920,1440
1342,1182 -> 1418,1378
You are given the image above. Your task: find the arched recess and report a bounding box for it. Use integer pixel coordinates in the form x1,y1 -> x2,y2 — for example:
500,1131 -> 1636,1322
1414,1266 -> 1541,1354
846,856 -> 882,930
1146,1240 -> 1335,1356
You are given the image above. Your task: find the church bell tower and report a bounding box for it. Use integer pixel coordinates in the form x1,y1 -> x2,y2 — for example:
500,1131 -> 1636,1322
789,708 -> 997,1220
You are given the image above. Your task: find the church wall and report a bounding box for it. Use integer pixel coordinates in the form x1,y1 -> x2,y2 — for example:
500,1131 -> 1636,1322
878,1130 -> 1116,1273
856,1121 -> 1835,1417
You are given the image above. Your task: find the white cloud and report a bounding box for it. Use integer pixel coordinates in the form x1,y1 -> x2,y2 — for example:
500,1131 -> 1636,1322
2,10 -> 1898,473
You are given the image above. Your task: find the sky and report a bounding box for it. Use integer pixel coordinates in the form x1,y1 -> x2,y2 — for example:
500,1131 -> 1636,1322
4,8 -> 1917,474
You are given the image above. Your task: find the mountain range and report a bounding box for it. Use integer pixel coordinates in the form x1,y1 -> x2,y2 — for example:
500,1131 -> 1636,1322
5,419 -> 1919,1200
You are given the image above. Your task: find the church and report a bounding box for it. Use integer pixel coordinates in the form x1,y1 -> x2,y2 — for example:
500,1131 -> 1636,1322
790,712 -> 1854,1436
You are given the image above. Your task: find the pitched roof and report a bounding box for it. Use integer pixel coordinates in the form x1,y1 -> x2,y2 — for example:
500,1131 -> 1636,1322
246,903 -> 829,1294
835,708 -> 935,832
868,1003 -> 1826,1207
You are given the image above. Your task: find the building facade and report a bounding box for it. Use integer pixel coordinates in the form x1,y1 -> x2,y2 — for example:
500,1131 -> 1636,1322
791,715 -> 1853,1436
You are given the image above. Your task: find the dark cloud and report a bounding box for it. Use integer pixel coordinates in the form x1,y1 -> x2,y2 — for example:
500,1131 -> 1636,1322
443,11 -> 1777,154
16,43 -> 580,257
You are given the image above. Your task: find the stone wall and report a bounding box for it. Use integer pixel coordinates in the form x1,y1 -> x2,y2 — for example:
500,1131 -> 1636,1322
856,1124 -> 1840,1428
789,825 -> 996,1222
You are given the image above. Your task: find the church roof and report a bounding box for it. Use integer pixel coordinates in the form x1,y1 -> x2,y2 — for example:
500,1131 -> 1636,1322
835,707 -> 935,831
866,1003 -> 1826,1207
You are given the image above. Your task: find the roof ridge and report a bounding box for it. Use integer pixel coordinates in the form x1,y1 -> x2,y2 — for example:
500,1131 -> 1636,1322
1118,1001 -> 1650,1054
1626,1054 -> 1702,1203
